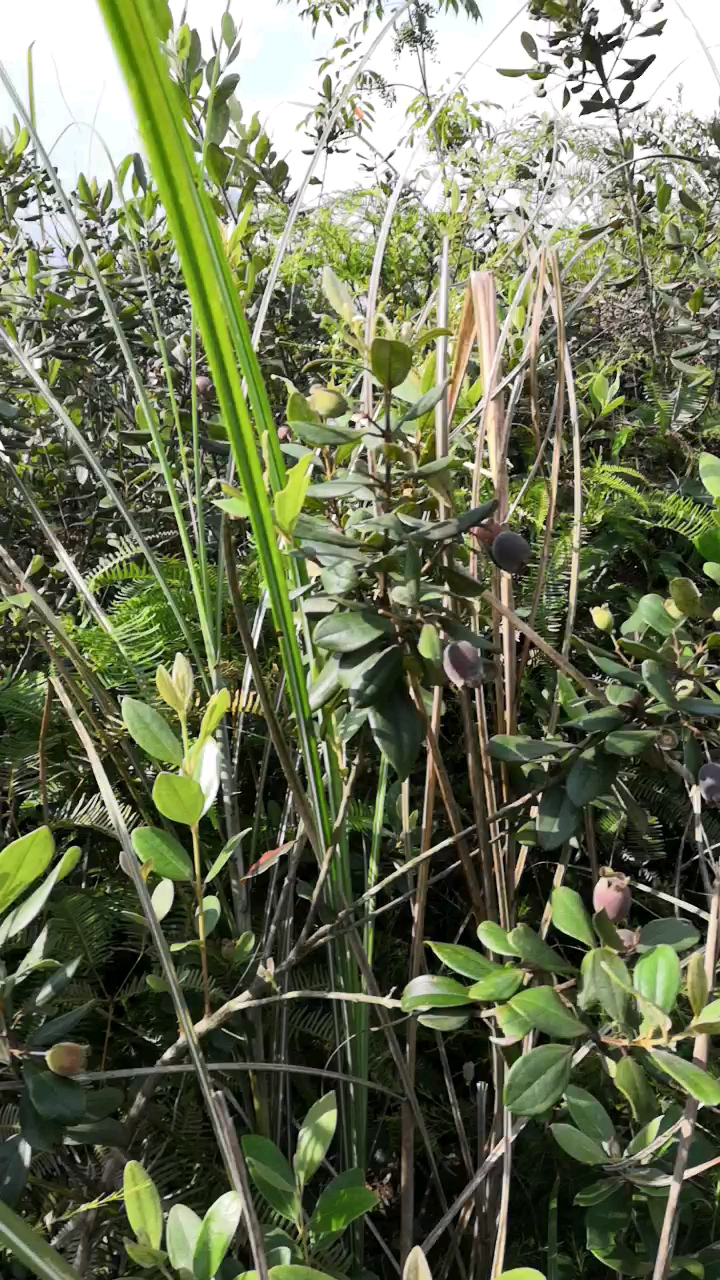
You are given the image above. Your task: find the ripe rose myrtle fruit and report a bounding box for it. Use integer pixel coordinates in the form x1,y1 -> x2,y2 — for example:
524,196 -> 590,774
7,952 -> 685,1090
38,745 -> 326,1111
698,762 -> 720,806
593,869 -> 631,922
490,530 -> 531,574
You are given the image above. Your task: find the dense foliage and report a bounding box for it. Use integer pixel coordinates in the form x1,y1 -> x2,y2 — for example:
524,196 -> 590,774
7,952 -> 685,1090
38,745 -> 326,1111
2,0 -> 720,1278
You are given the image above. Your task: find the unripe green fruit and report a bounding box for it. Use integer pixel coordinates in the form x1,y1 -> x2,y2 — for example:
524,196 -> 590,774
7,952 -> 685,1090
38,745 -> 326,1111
45,1042 -> 88,1077
490,530 -> 531,574
307,386 -> 348,419
592,871 -> 631,922
591,605 -> 614,633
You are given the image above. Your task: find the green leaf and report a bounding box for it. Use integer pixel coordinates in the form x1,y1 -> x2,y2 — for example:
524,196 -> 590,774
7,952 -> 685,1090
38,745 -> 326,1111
551,887 -> 595,947
309,1180 -> 379,1238
314,610 -> 395,654
270,1268 -> 337,1280
689,996 -> 720,1034
536,789 -> 580,851
487,736 -> 570,763
504,1044 -> 573,1116
371,338 -> 412,388
578,948 -> 629,1022
649,1049 -> 720,1104
700,452 -> 720,498
633,945 -> 680,1014
570,707 -> 626,734
0,826 -> 54,916
592,910 -> 625,951
401,975 -> 472,1012
193,1191 -> 243,1280
150,879 -> 174,922
508,987 -> 586,1039
204,829 -> 251,885
0,1198 -> 80,1279
611,1056 -> 656,1125
123,1160 -> 163,1250
468,965 -> 525,1002
24,1069 -> 85,1124
477,920 -> 520,956
368,687 -> 424,781
495,1273 -> 547,1280
242,1135 -> 301,1221
274,454 -> 313,537
293,1092 -> 337,1188
399,381 -> 448,423
508,924 -> 573,974
668,579 -> 702,619
637,919 -> 699,952
564,1086 -> 615,1144
121,697 -> 183,765
604,729 -> 658,758
550,1124 -> 607,1165
427,943 -> 494,981
131,827 -> 193,881
566,750 -> 617,806
417,1012 -> 469,1031
345,646 -> 403,709
308,658 -> 341,712
152,774 -> 204,826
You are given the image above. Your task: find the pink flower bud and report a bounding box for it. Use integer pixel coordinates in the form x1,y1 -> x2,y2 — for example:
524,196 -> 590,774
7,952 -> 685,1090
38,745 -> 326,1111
593,872 -> 631,923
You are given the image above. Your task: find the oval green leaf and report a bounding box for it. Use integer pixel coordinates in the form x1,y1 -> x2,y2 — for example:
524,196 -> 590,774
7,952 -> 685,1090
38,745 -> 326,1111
550,1123 -> 608,1165
0,826 -> 54,916
503,1043 -> 573,1116
649,1049 -> 720,1105
294,1092 -> 337,1188
123,1160 -> 163,1250
152,773 -> 204,826
564,1086 -> 615,1144
121,696 -> 183,765
193,1190 -> 243,1280
427,942 -> 494,981
550,887 -> 595,947
131,827 -> 193,881
401,975 -> 472,1012
508,987 -> 586,1039
633,945 -> 680,1014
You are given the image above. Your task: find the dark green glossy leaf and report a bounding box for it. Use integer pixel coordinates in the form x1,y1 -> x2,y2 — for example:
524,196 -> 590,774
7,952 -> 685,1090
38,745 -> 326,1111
650,1049 -> 720,1104
508,986 -> 586,1038
427,943 -> 494,981
468,965 -> 524,1002
550,1124 -> 607,1165
551,887 -> 594,947
565,1086 -> 615,1144
477,920 -> 520,956
368,687 -> 424,781
503,1044 -> 573,1116
536,789 -> 579,851
509,924 -> 573,974
314,610 -> 395,654
401,975 -> 472,1012
637,918 -> 699,952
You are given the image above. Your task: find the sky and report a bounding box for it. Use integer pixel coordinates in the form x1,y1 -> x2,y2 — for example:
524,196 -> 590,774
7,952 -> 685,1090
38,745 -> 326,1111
0,0 -> 718,193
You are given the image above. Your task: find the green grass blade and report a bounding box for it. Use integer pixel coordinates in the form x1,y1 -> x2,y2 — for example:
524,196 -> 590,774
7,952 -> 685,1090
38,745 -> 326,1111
0,1200 -> 80,1280
95,0 -> 328,838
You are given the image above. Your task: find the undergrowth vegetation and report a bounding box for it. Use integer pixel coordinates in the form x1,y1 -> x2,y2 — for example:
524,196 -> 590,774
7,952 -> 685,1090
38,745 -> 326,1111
2,0 -> 720,1277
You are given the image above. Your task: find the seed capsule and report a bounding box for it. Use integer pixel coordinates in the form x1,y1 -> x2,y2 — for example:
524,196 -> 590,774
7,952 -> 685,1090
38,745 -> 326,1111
490,530 -> 531,574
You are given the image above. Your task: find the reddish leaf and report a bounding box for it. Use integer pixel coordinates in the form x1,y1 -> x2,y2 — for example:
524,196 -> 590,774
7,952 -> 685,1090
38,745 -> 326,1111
241,841 -> 295,882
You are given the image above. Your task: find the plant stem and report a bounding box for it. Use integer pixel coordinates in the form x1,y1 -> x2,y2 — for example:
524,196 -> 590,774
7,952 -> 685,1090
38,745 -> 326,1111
192,823 -> 211,1018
